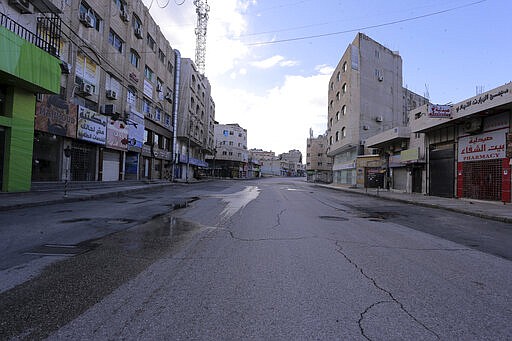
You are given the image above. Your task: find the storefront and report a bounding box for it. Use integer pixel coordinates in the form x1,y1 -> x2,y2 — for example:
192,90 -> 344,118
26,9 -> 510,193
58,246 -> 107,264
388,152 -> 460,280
456,113 -> 510,202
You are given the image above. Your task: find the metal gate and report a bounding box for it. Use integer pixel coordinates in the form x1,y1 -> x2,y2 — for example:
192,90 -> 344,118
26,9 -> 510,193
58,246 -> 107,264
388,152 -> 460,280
429,145 -> 454,198
462,160 -> 502,201
70,141 -> 96,181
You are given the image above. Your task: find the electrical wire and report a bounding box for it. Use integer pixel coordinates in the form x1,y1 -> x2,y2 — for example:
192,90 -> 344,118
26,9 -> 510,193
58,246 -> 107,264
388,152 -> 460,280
246,0 -> 488,46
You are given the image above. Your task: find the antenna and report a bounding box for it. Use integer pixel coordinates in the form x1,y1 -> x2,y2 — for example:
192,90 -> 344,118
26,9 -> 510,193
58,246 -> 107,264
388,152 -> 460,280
424,84 -> 430,100
194,0 -> 210,75
476,85 -> 485,95
309,128 -> 313,138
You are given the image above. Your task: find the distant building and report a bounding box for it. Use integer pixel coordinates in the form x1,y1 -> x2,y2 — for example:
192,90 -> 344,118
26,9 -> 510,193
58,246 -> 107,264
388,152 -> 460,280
326,33 -> 427,186
306,134 -> 333,183
207,123 -> 248,178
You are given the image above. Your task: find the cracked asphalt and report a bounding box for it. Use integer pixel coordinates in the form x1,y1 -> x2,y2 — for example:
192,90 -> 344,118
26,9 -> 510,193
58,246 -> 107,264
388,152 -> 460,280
2,178 -> 512,340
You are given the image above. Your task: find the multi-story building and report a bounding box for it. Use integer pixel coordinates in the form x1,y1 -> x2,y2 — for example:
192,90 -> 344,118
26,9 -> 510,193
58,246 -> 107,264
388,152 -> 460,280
326,33 -> 427,186
306,134 -> 333,183
207,123 -> 248,178
174,58 -> 215,181
249,149 -> 276,162
278,149 -> 304,176
1,0 -> 63,191
29,0 -> 178,184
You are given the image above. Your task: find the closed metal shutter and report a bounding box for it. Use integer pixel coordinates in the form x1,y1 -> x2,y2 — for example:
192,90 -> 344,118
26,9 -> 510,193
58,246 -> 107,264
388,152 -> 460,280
102,151 -> 119,181
430,145 -> 454,198
462,160 -> 502,201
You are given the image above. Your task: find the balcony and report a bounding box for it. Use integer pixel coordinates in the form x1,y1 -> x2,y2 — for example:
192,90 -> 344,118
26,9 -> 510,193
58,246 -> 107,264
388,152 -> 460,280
0,11 -> 61,57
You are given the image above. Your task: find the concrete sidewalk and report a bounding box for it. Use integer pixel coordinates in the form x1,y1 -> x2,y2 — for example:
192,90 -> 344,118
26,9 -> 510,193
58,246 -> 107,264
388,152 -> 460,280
316,184 -> 512,224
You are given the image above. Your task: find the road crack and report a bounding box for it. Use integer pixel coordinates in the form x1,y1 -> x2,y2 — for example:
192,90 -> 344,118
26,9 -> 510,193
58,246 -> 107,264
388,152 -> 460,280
271,209 -> 287,229
335,241 -> 440,340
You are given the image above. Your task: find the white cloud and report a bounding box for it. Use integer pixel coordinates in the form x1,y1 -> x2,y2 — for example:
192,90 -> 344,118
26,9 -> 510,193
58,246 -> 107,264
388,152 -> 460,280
214,70 -> 330,157
250,55 -> 299,69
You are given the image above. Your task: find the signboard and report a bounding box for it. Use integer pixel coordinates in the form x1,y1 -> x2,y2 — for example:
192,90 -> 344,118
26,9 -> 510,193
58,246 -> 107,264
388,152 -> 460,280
143,79 -> 153,98
127,108 -> 145,150
35,95 -> 77,138
400,148 -> 420,163
458,129 -> 507,162
77,106 -> 107,145
106,118 -> 128,151
428,105 -> 452,118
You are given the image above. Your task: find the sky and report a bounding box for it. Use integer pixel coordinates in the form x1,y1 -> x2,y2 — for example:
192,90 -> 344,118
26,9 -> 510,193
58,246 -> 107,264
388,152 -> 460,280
147,0 -> 512,158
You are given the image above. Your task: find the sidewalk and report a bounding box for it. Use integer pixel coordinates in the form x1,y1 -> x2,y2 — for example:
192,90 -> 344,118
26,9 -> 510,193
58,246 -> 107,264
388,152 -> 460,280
316,184 -> 512,224
0,180 -> 177,211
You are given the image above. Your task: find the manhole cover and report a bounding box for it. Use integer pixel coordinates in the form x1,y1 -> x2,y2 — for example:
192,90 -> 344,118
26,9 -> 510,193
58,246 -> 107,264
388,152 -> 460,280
24,244 -> 94,256
319,216 -> 348,221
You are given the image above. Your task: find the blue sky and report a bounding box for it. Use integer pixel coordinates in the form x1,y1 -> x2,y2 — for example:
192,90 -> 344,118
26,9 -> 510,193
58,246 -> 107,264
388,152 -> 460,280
149,0 -> 512,158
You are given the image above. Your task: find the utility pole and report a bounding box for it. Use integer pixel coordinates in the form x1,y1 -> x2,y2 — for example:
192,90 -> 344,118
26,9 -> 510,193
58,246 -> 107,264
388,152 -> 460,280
194,0 -> 210,74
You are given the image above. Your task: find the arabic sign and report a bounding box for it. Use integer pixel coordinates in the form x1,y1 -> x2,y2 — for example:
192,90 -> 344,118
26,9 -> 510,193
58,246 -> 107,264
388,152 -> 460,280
458,129 -> 507,162
35,95 -> 77,138
77,106 -> 107,145
454,85 -> 511,115
428,104 -> 452,118
106,118 -> 128,151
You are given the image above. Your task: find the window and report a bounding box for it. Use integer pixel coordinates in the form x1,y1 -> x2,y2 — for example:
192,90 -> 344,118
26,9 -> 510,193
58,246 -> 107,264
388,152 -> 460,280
336,111 -> 340,120
335,131 -> 339,142
336,92 -> 340,101
144,129 -> 150,144
158,49 -> 165,63
143,98 -> 151,115
167,61 -> 174,74
155,107 -> 161,121
108,29 -> 123,53
238,133 -> 242,137
144,65 -> 154,82
127,87 -> 137,106
229,131 -> 234,135
317,153 -> 322,157
341,105 -> 347,115
318,162 -> 323,166
146,33 -> 156,51
165,114 -> 171,126
341,127 -> 346,138
238,153 -> 242,157
229,141 -> 233,146
223,130 -> 228,136
336,71 -> 341,82
329,100 -> 333,108
222,151 -> 227,155
375,49 -> 380,59
329,118 -> 333,127
79,2 -> 101,31
153,133 -> 159,147
330,82 -> 334,90
129,49 -> 140,68
342,61 -> 347,72
342,83 -> 347,94
228,152 -> 233,156
329,136 -> 333,145
132,14 -> 142,30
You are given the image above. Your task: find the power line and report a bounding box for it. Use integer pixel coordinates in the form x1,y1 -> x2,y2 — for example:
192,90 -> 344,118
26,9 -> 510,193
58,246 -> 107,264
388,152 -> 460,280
246,0 -> 488,46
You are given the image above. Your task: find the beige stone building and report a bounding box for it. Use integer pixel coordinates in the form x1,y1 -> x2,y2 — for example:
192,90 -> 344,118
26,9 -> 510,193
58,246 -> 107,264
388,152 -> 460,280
306,134 -> 332,183
30,0 -> 178,182
207,123 -> 248,178
326,33 -> 427,186
174,58 -> 215,181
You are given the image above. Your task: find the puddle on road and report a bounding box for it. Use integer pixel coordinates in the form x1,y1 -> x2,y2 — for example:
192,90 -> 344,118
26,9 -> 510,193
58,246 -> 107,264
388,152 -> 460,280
208,186 -> 260,222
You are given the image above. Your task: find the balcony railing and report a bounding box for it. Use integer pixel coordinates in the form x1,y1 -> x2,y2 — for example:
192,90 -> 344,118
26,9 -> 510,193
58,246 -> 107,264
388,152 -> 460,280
0,11 -> 61,57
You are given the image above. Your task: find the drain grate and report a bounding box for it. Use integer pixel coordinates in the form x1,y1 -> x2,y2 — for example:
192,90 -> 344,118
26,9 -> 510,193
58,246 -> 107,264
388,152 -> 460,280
319,216 -> 349,221
24,244 -> 94,256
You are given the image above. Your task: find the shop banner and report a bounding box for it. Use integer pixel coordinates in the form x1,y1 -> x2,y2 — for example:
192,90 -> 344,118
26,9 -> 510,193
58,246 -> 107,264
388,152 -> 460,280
458,129 -> 507,162
127,108 -> 145,149
77,106 -> 107,145
428,105 -> 452,118
35,95 -> 77,138
106,118 -> 128,151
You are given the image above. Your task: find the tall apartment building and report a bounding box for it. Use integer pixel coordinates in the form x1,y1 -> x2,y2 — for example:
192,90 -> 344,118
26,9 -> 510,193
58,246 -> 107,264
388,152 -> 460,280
1,0 -> 62,191
306,134 -> 332,183
174,58 -> 215,181
327,33 -> 427,186
27,0 -> 179,184
207,123 -> 248,178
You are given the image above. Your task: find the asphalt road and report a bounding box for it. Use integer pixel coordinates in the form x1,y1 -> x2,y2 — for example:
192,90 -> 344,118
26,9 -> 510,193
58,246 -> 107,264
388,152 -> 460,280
1,178 -> 511,340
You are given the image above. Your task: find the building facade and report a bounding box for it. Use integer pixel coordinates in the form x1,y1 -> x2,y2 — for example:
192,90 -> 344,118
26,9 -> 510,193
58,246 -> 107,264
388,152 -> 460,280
174,58 -> 215,181
326,33 -> 427,186
306,134 -> 333,183
1,0 -> 62,191
207,123 -> 248,178
29,0 -> 178,185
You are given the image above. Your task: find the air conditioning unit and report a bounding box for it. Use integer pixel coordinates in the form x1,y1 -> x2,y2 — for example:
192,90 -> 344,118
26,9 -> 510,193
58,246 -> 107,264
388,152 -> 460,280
59,61 -> 71,74
363,125 -> 369,130
165,92 -> 173,103
463,118 -> 482,134
375,116 -> 383,122
106,90 -> 118,100
79,12 -> 94,28
101,104 -> 116,115
134,28 -> 143,39
120,10 -> 130,22
9,0 -> 33,14
79,83 -> 94,96
378,76 -> 384,82
156,84 -> 163,92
